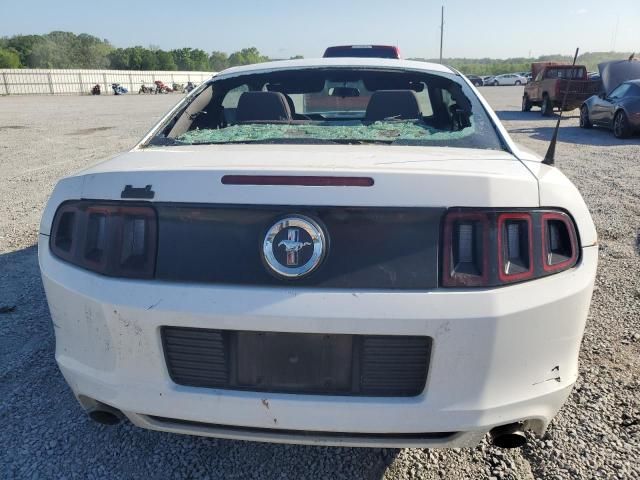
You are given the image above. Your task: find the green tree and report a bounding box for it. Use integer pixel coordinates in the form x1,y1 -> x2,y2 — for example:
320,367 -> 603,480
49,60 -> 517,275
29,39 -> 70,68
126,47 -> 145,70
140,49 -> 158,70
408,51 -> 633,76
5,32 -> 113,68
1,30 -> 632,73
228,47 -> 268,67
189,49 -> 210,71
74,33 -> 112,68
171,48 -> 195,70
108,46 -> 191,71
107,48 -> 129,69
156,50 -> 177,70
6,35 -> 48,67
209,51 -> 228,71
0,48 -> 21,68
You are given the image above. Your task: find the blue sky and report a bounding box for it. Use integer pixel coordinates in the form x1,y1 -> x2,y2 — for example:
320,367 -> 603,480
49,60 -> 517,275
2,0 -> 638,58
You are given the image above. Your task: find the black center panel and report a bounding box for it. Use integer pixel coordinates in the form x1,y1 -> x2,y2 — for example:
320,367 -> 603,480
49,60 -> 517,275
154,204 -> 443,289
162,327 -> 432,397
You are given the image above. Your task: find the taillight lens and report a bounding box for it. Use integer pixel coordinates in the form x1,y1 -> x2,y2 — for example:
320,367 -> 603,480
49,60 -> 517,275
497,213 -> 533,283
49,201 -> 157,278
442,209 -> 578,287
541,212 -> 578,272
442,212 -> 489,286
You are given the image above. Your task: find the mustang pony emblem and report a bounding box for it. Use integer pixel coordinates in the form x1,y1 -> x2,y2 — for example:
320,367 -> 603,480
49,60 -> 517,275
278,229 -> 311,266
262,216 -> 326,278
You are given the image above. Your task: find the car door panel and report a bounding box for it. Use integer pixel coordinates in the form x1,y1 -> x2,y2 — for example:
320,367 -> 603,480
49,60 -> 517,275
603,102 -> 616,127
598,84 -> 631,127
590,98 -> 609,125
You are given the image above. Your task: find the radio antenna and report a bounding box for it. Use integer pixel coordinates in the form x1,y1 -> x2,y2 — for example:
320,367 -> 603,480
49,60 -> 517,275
543,47 -> 579,166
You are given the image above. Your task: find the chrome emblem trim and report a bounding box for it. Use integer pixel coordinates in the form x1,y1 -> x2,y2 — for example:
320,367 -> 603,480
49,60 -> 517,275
263,215 -> 326,278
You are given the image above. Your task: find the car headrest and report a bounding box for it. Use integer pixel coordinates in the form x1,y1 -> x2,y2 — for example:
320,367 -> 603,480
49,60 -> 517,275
365,90 -> 421,121
236,91 -> 292,122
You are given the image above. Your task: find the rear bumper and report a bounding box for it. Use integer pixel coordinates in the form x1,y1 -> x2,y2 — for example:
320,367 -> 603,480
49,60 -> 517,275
127,413 -> 477,447
39,235 -> 597,447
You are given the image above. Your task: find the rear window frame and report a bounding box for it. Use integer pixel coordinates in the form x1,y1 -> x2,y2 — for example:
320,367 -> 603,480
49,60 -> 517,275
142,65 -> 511,153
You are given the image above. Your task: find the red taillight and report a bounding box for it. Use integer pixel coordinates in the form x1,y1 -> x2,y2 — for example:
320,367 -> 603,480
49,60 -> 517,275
50,201 -> 157,278
442,209 -> 579,287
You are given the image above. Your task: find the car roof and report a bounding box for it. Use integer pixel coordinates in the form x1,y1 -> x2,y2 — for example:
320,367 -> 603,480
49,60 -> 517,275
212,57 -> 455,81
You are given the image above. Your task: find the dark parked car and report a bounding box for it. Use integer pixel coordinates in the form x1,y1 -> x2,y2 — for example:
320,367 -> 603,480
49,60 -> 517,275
466,75 -> 484,87
580,60 -> 640,138
580,80 -> 640,138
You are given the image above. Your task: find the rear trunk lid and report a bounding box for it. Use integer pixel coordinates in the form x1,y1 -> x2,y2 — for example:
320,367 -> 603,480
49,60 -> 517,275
42,145 -> 542,290
75,145 -> 538,207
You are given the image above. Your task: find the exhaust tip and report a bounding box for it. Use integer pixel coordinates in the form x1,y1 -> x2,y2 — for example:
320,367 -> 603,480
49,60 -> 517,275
489,423 -> 527,449
88,409 -> 121,426
78,396 -> 123,426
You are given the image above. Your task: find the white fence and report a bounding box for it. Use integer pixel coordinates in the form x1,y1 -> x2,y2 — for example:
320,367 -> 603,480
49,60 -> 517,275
0,69 -> 215,95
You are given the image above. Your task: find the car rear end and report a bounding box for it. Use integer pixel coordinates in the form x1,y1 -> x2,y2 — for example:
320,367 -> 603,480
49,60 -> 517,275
39,60 -> 598,448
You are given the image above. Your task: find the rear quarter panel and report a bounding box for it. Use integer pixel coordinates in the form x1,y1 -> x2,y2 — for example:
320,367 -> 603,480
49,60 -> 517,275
622,98 -> 640,128
522,161 -> 597,247
39,176 -> 84,235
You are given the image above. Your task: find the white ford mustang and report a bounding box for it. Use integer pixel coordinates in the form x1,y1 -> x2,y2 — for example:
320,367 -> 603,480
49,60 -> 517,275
39,58 -> 597,449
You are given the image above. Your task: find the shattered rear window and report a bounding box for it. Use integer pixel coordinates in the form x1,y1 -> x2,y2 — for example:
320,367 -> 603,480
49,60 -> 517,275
149,67 -> 504,151
176,120 -> 476,145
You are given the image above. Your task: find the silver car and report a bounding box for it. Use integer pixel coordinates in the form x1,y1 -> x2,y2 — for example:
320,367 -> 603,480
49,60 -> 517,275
488,74 -> 528,86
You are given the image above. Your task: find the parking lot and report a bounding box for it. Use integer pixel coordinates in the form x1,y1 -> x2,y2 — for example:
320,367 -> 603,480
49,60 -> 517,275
1,88 -> 638,479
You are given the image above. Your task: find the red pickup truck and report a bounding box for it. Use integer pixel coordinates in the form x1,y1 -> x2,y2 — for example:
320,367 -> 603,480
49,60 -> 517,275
522,62 -> 601,116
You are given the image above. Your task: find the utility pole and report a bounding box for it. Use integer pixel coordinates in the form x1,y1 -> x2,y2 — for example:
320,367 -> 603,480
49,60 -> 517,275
439,6 -> 444,64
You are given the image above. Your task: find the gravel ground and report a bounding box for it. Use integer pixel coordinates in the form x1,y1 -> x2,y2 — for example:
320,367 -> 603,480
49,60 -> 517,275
1,88 -> 638,479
